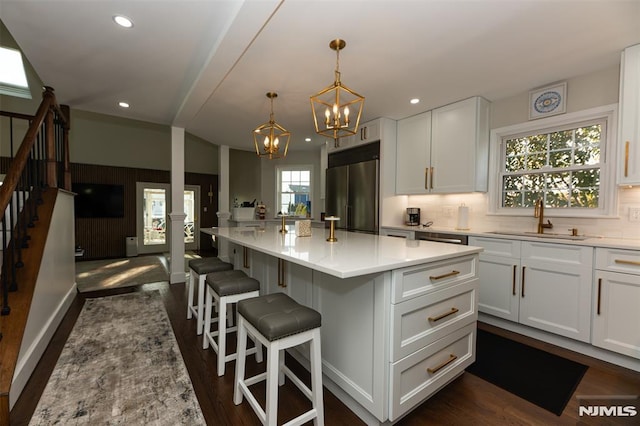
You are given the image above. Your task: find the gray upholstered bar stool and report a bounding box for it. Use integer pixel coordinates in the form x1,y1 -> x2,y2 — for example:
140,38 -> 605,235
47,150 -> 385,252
234,293 -> 324,426
203,269 -> 263,376
187,257 -> 233,335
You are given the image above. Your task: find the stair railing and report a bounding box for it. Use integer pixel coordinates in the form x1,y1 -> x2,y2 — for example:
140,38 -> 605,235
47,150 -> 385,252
0,86 -> 70,335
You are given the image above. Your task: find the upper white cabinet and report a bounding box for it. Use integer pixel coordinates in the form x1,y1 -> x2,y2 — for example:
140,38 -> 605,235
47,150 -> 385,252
396,111 -> 432,194
618,43 -> 640,185
395,96 -> 490,194
328,118 -> 382,153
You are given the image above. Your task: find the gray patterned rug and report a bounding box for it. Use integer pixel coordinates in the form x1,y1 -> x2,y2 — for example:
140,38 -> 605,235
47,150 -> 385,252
29,291 -> 205,425
76,255 -> 169,293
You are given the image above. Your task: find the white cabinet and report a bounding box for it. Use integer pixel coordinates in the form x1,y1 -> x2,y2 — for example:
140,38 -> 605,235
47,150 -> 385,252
593,248 -> 640,359
328,118 -> 382,153
470,237 -> 593,342
380,227 -> 415,239
395,97 -> 490,195
250,250 -> 313,307
618,43 -> 640,185
395,111 -> 431,194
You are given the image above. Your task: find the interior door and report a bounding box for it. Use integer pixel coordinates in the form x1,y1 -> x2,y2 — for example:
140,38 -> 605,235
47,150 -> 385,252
137,182 -> 170,254
184,185 -> 200,251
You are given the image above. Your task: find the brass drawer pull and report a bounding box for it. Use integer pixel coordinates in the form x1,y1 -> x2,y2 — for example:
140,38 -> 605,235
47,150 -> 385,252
430,167 -> 434,189
278,258 -> 287,287
429,270 -> 460,281
243,247 -> 249,269
597,278 -> 602,315
624,141 -> 629,177
427,353 -> 457,374
428,307 -> 459,322
614,259 -> 640,266
425,167 -> 429,190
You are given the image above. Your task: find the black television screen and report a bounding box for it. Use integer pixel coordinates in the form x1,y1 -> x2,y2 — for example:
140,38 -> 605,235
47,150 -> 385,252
73,183 -> 125,218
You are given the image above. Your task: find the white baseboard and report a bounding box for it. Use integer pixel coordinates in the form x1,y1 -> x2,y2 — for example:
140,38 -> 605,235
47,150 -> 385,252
10,283 -> 77,408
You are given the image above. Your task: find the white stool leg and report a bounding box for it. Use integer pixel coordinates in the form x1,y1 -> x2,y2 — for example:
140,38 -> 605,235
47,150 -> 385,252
233,315 -> 248,405
253,335 -> 263,363
203,286 -> 212,350
196,273 -> 206,335
310,329 -> 324,426
187,268 -> 195,319
278,349 -> 285,386
217,295 -> 228,376
266,343 -> 280,426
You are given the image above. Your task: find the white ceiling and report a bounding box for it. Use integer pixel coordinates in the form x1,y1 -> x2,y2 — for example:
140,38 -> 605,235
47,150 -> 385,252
2,0 -> 639,153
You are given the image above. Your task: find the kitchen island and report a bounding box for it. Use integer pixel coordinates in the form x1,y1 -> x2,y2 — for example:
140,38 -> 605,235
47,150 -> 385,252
203,225 -> 482,425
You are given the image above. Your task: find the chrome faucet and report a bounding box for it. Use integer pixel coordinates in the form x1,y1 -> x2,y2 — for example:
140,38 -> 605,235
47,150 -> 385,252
534,198 -> 553,234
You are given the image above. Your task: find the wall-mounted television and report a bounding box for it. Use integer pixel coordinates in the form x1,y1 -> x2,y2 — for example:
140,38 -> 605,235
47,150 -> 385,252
73,183 -> 125,218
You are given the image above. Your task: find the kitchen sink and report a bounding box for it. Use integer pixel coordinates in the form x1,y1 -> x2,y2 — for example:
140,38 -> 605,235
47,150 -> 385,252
486,230 -> 590,241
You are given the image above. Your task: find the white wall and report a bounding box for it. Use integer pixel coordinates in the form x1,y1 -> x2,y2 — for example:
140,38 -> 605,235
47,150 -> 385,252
398,65 -> 640,240
11,190 -> 77,408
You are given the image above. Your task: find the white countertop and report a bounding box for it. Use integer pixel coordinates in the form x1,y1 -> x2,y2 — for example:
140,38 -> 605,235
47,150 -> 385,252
381,225 -> 640,250
204,225 -> 481,279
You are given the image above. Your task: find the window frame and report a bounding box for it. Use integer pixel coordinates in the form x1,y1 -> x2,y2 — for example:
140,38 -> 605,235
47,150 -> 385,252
275,164 -> 313,216
488,104 -> 618,218
0,46 -> 31,99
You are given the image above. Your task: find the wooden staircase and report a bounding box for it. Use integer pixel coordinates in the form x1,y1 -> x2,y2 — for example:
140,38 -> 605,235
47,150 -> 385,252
0,87 -> 70,426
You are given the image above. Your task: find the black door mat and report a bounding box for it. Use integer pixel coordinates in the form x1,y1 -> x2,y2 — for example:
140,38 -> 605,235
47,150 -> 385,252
466,328 -> 588,416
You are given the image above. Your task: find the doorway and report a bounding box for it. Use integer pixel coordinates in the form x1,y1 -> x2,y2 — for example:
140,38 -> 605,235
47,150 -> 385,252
136,182 -> 201,254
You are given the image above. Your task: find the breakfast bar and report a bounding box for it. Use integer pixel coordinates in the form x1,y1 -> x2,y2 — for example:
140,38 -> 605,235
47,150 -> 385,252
203,225 -> 482,424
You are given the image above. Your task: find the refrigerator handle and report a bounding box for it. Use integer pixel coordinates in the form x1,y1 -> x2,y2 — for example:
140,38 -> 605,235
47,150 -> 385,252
344,204 -> 349,228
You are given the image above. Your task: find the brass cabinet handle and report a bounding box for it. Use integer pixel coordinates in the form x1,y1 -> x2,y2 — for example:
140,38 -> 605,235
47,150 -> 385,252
428,307 -> 459,322
430,167 -> 434,189
243,247 -> 249,269
278,258 -> 286,287
597,278 -> 602,315
624,141 -> 630,177
429,270 -> 460,281
521,266 -> 526,298
427,353 -> 457,374
425,167 -> 429,190
615,259 -> 640,266
512,265 -> 517,295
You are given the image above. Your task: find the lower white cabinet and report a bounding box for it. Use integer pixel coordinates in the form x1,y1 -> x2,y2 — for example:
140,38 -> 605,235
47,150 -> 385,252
380,227 -> 415,240
593,248 -> 640,359
470,237 -> 593,342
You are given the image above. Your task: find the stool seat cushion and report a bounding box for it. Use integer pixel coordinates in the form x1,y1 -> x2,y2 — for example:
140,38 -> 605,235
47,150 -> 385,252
206,269 -> 247,284
238,293 -> 321,342
210,275 -> 260,297
189,258 -> 233,274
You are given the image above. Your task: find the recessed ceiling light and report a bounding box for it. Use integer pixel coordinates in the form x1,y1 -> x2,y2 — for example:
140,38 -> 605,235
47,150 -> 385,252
118,101 -> 130,108
113,15 -> 133,28
410,98 -> 420,104
305,138 -> 311,142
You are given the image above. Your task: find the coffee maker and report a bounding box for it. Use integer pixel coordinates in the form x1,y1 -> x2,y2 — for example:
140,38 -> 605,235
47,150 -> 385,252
405,207 -> 420,226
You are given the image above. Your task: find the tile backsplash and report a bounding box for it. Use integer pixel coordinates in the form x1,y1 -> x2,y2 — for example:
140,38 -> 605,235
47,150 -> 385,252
406,187 -> 640,240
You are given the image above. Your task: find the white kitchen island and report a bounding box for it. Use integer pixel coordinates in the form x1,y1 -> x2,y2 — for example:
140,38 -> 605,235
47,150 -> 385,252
203,225 -> 482,425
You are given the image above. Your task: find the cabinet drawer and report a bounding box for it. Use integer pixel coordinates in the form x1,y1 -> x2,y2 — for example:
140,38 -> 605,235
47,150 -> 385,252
596,248 -> 640,275
392,255 -> 477,303
389,323 -> 476,421
469,236 -> 520,258
391,280 -> 477,361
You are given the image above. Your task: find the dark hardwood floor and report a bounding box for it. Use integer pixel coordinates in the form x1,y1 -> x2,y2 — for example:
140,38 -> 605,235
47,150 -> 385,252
10,280 -> 640,425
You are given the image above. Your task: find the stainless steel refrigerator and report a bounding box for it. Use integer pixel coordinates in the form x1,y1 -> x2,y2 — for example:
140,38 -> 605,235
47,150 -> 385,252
325,159 -> 379,233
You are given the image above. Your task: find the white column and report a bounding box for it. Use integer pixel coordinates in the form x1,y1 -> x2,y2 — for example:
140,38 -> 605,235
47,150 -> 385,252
169,126 -> 186,284
217,145 -> 231,262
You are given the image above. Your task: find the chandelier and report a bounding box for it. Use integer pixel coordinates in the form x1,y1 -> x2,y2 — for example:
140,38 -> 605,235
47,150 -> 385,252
310,39 -> 364,145
253,92 -> 290,159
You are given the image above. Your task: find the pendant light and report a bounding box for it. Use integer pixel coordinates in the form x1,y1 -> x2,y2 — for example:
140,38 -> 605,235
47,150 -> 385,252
310,39 -> 364,146
253,92 -> 290,159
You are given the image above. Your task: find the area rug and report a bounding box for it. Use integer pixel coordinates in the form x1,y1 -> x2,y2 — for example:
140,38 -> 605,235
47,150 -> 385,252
28,291 -> 205,425
466,329 -> 588,416
76,255 -> 168,293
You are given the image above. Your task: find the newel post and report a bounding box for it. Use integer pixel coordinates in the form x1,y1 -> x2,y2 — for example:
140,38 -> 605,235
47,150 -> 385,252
44,87 -> 57,188
61,104 -> 71,191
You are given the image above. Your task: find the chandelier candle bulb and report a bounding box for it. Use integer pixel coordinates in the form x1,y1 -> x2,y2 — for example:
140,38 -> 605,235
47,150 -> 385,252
456,204 -> 470,230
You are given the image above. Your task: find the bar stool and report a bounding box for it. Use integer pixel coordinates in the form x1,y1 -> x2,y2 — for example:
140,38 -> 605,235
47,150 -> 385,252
203,269 -> 263,376
187,257 -> 233,335
234,293 -> 324,426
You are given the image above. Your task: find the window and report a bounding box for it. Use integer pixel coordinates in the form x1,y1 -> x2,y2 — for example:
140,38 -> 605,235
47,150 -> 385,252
276,166 -> 312,215
0,46 -> 31,99
489,105 -> 617,217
